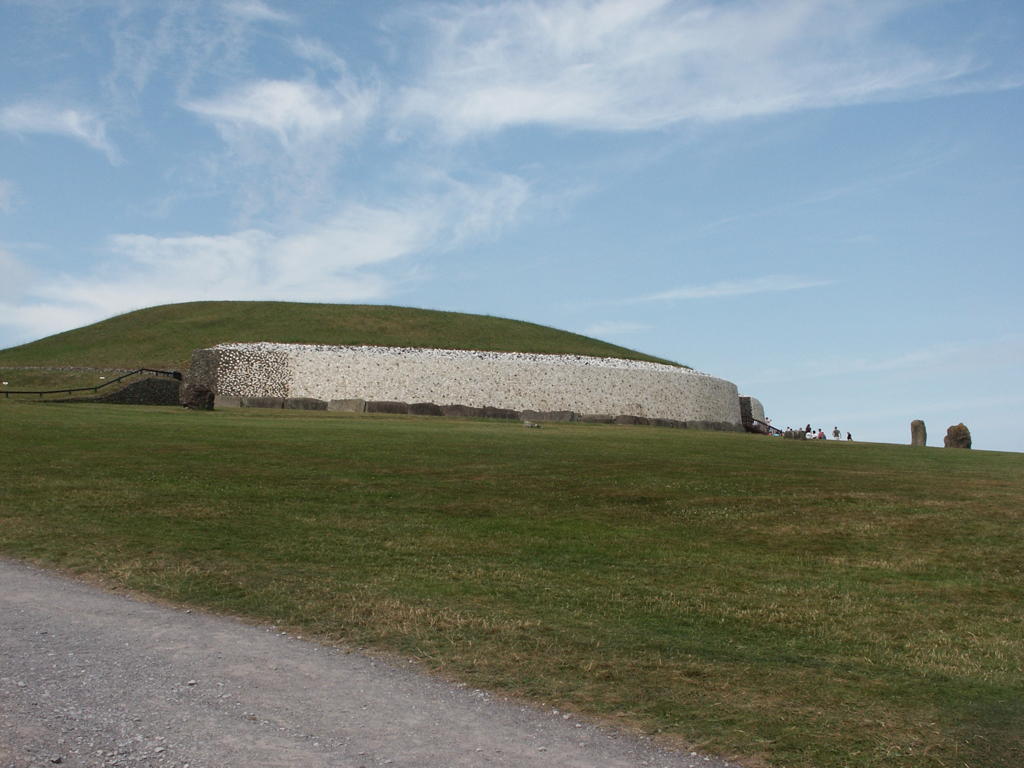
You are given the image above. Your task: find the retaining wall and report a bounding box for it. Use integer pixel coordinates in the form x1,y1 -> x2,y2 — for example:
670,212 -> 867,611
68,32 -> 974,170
186,343 -> 745,427
739,396 -> 765,427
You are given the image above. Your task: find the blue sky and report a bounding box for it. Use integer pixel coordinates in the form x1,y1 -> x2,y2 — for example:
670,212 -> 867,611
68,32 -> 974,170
2,0 -> 1022,451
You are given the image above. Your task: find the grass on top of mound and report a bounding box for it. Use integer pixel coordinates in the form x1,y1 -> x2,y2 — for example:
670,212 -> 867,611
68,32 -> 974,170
1,400 -> 1021,768
0,301 -> 680,372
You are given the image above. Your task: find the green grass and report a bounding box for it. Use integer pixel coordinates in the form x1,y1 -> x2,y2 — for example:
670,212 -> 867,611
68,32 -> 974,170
2,401 -> 1022,768
0,301 -> 679,371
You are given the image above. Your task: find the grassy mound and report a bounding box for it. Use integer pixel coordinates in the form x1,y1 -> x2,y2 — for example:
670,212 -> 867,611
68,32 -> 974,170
0,301 -> 678,372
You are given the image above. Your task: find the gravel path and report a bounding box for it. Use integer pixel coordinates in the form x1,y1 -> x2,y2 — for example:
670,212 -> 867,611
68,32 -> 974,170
1,559 -> 742,768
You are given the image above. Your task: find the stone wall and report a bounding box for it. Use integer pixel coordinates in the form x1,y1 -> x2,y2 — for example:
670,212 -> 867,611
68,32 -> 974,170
738,396 -> 765,427
186,343 -> 745,427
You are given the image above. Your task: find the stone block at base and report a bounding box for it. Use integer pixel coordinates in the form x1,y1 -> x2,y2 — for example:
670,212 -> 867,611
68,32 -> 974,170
440,404 -> 484,419
482,406 -> 520,420
284,397 -> 327,410
328,399 -> 365,412
614,415 -> 651,426
365,400 -> 410,414
653,418 -> 685,429
409,402 -> 444,416
241,396 -> 284,409
522,410 -> 577,422
214,395 -> 242,409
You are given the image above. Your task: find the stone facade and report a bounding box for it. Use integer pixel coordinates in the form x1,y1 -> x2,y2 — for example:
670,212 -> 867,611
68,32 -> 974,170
186,343 -> 746,427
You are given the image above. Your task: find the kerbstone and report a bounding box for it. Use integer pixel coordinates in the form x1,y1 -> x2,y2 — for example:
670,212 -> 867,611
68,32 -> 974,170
328,399 -> 365,412
409,402 -> 444,416
522,410 -> 577,422
614,415 -> 651,426
240,396 -> 284,409
482,406 -> 520,420
284,397 -> 327,410
365,401 -> 410,414
440,404 -> 483,419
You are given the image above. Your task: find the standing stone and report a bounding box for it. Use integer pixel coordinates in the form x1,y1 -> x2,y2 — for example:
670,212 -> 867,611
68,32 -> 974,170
180,383 -> 214,411
910,419 -> 927,447
944,423 -> 972,449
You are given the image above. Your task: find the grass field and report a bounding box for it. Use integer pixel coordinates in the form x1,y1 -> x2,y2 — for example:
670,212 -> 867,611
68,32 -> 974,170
0,367 -> 150,396
2,400 -> 1021,768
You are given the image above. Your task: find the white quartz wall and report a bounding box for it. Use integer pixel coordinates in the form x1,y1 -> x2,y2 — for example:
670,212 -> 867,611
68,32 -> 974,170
188,343 -> 743,425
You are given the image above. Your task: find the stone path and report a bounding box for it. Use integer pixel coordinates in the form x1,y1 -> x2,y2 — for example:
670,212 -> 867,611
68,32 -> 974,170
1,559 -> 742,768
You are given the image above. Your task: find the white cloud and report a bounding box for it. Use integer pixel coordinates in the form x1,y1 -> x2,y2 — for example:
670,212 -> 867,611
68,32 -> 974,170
0,249 -> 36,300
104,2 -> 259,105
444,174 -> 530,246
632,275 -> 832,303
0,102 -> 119,162
292,37 -> 351,76
0,301 -> 108,345
397,0 -> 988,140
0,173 -> 529,345
185,79 -> 376,149
182,75 -> 379,222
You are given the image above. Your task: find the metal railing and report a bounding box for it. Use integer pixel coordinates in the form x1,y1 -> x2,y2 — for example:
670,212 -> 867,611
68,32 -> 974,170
2,368 -> 181,398
750,417 -> 783,436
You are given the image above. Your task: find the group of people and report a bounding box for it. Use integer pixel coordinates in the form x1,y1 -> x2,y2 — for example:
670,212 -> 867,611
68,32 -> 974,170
776,423 -> 852,440
798,424 -> 851,441
760,418 -> 853,441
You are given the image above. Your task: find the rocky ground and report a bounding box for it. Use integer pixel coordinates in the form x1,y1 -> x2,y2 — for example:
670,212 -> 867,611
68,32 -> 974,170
1,559 -> 742,768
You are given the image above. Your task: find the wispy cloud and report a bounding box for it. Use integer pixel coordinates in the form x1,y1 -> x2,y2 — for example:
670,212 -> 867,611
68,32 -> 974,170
629,275 -> 832,303
397,0 -> 991,140
0,102 -> 119,162
699,150 -> 958,234
750,335 -> 1024,385
184,79 -> 376,148
182,76 -> 379,223
0,174 -> 528,344
223,1 -> 293,24
103,1 -> 284,108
